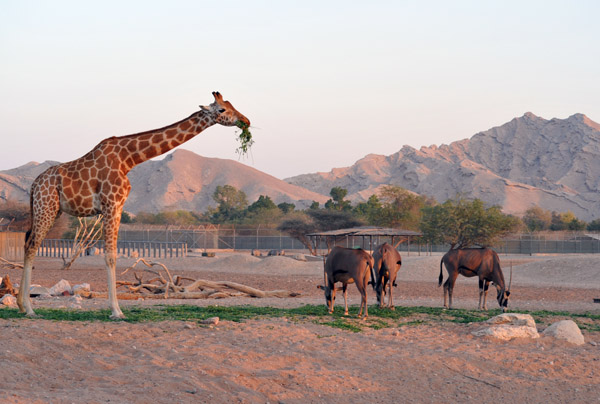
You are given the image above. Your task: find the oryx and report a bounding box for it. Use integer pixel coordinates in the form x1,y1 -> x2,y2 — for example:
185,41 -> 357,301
318,246 -> 375,318
373,242 -> 402,309
439,247 -> 511,311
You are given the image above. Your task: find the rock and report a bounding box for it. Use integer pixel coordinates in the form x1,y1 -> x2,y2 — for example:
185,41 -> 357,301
201,317 -> 219,325
49,279 -> 72,296
130,251 -> 139,258
268,249 -> 285,256
69,295 -> 83,304
542,320 -> 585,345
486,313 -> 537,328
0,294 -> 17,308
29,285 -> 51,297
72,283 -> 91,296
293,253 -> 307,262
251,249 -> 262,257
473,313 -> 539,341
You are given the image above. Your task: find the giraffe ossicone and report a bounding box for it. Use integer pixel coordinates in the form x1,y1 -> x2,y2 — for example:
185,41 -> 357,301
17,92 -> 250,319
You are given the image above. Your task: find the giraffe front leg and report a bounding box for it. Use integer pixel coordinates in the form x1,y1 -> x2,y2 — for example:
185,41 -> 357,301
102,208 -> 125,320
17,255 -> 35,316
105,251 -> 124,319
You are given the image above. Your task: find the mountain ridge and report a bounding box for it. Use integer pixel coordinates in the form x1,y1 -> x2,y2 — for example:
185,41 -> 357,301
285,112 -> 600,221
1,113 -> 599,221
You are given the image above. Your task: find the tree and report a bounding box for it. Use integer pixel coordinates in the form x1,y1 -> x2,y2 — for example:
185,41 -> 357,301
353,194 -> 382,224
548,211 -> 586,231
121,211 -> 134,224
277,212 -> 319,255
210,185 -> 248,223
420,197 -> 521,248
587,219 -> 600,231
306,209 -> 364,232
277,207 -> 364,255
248,195 -> 277,213
522,206 -> 552,232
245,195 -> 281,225
324,187 -> 352,211
277,202 -> 295,214
376,185 -> 430,229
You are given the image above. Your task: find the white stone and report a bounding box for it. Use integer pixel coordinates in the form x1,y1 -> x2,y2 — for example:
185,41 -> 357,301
486,313 -> 537,329
542,320 -> 585,345
473,313 -> 539,341
0,294 -> 17,308
201,317 -> 219,325
29,285 -> 51,297
293,253 -> 307,262
49,279 -> 72,296
473,324 -> 540,340
69,295 -> 83,304
72,283 -> 91,296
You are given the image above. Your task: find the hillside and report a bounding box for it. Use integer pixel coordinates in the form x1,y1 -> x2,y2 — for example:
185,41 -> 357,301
3,113 -> 600,220
0,150 -> 327,214
286,113 -> 600,221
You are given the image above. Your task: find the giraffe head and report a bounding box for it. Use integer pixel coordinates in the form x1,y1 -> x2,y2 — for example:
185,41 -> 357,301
201,91 -> 250,127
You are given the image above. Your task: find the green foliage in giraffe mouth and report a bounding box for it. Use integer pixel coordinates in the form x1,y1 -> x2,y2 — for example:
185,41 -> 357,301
235,121 -> 253,156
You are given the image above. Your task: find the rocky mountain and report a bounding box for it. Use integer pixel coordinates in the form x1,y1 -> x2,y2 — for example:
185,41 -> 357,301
3,113 -> 600,221
0,149 -> 328,214
285,113 -> 600,221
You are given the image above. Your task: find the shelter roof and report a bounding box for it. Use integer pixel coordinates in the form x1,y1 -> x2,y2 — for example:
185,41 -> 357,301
307,226 -> 422,238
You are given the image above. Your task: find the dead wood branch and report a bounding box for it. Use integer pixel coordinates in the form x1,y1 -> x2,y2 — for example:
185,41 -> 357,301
121,258 -> 174,284
62,215 -> 103,270
115,259 -> 299,300
0,257 -> 23,270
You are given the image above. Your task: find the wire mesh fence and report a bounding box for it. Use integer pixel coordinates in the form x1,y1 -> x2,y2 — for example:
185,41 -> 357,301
4,228 -> 600,259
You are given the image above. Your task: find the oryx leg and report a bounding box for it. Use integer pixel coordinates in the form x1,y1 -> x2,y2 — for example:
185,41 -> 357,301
327,279 -> 336,314
356,279 -> 368,319
342,283 -> 349,316
478,279 -> 491,310
388,277 -> 395,310
443,271 -> 459,309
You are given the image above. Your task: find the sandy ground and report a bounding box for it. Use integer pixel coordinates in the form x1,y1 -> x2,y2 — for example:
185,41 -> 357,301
1,251 -> 599,403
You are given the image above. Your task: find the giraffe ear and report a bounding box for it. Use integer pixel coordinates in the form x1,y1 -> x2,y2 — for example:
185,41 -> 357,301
200,105 -> 211,112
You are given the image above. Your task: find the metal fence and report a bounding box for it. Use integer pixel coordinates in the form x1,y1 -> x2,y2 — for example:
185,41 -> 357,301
5,228 -> 600,259
37,239 -> 187,259
116,227 -> 600,254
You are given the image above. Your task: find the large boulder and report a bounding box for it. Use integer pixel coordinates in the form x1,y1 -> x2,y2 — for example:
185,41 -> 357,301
72,283 -> 91,296
29,285 -> 51,297
473,313 -> 539,340
542,320 -> 585,345
0,294 -> 17,308
49,279 -> 72,296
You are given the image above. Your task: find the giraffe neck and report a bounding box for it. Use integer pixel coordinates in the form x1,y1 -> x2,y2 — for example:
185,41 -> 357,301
110,110 -> 216,173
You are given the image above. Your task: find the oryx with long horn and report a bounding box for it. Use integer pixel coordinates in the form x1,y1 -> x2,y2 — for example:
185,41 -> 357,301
439,247 -> 511,311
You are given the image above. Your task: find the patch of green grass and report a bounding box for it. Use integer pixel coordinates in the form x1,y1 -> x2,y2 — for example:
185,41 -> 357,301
2,304 -> 598,333
317,317 -> 363,333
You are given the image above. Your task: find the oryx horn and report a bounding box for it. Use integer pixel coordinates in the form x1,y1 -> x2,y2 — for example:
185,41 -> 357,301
508,261 -> 513,292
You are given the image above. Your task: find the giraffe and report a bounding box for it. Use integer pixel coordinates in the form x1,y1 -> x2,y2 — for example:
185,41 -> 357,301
17,92 -> 250,319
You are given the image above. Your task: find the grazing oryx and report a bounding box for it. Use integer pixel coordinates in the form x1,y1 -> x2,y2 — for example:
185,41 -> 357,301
373,242 -> 402,309
318,246 -> 375,318
439,247 -> 511,311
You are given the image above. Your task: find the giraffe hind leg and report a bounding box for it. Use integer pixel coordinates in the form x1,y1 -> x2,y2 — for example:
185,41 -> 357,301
18,203 -> 60,316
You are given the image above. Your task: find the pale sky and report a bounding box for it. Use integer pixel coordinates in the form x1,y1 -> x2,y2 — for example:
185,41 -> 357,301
1,1 -> 599,179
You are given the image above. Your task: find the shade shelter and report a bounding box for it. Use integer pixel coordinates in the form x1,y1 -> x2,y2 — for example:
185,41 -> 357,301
307,226 -> 422,255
